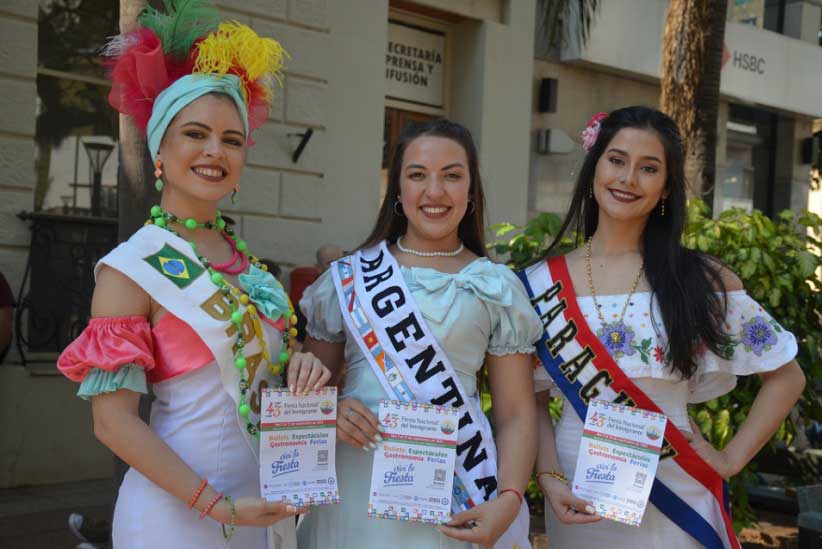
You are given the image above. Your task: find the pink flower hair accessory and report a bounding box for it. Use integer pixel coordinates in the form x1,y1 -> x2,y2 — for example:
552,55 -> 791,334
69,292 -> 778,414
581,112 -> 609,151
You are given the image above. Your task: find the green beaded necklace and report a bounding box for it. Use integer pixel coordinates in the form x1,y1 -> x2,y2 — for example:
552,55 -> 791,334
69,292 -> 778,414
147,205 -> 298,438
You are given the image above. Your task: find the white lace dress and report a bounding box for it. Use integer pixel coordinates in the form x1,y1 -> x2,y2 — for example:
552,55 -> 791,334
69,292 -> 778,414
534,290 -> 797,548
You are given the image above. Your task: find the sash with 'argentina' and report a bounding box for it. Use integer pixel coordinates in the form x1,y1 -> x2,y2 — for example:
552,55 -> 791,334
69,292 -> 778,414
98,225 -> 281,456
331,241 -> 531,549
517,256 -> 739,549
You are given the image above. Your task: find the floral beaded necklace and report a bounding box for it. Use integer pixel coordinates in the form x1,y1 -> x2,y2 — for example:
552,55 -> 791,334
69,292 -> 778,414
585,237 -> 645,360
147,205 -> 298,437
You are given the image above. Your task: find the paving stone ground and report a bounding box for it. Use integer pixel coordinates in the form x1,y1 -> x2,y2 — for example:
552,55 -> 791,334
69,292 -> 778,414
0,479 -> 113,549
0,479 -> 800,549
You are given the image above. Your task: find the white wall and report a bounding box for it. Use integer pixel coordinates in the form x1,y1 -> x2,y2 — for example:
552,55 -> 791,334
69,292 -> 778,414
452,0 -> 537,229
562,0 -> 822,119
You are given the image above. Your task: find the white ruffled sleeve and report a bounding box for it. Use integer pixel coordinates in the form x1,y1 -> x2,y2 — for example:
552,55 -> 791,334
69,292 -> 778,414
298,269 -> 346,343
688,290 -> 797,403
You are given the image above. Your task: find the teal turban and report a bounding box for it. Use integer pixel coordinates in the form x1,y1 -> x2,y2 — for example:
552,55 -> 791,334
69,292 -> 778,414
147,74 -> 248,159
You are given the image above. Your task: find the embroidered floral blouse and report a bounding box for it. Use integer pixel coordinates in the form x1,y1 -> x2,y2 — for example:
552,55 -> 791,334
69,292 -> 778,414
533,290 -> 798,403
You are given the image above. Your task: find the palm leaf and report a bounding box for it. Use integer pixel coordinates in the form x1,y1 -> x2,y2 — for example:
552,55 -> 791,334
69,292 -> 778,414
139,0 -> 220,60
536,0 -> 600,52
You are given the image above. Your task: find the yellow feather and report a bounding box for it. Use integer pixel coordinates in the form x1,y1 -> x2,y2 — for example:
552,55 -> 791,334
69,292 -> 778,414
194,21 -> 287,103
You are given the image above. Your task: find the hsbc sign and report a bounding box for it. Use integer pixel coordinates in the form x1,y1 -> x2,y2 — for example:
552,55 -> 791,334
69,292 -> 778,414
723,45 -> 766,75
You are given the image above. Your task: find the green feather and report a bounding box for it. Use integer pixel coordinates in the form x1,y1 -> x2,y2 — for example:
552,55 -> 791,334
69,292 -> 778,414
139,0 -> 220,60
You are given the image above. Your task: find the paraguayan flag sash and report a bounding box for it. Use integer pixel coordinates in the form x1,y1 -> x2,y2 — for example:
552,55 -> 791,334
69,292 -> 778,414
517,256 -> 740,549
97,225 -> 281,458
331,241 -> 531,549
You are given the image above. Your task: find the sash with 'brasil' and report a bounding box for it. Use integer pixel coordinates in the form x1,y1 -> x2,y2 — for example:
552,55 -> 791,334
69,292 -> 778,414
331,241 -> 531,549
517,256 -> 739,549
98,225 -> 282,456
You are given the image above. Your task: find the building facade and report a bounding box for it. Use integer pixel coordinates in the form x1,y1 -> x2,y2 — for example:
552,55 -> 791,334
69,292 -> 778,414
0,0 -> 536,487
531,0 -> 822,219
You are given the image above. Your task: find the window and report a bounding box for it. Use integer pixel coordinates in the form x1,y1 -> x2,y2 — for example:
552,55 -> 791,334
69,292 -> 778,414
36,0 -> 119,217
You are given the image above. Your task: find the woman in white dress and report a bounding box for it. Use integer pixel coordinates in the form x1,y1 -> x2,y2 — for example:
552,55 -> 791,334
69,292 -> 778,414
56,4 -> 330,547
526,106 -> 805,548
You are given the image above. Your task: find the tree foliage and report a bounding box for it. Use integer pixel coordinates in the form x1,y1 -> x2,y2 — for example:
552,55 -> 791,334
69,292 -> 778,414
535,0 -> 600,53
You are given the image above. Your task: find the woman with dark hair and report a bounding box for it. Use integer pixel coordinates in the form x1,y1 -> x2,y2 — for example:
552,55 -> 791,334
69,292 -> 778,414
519,106 -> 805,548
297,119 -> 543,548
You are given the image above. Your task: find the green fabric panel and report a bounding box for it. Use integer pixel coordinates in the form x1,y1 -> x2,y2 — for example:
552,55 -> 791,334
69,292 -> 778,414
78,363 -> 148,400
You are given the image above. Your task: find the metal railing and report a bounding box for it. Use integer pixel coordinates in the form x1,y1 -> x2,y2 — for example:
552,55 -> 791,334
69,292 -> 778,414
14,211 -> 117,366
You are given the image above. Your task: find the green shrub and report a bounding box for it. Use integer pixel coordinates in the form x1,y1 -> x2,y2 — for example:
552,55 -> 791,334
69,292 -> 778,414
489,201 -> 822,529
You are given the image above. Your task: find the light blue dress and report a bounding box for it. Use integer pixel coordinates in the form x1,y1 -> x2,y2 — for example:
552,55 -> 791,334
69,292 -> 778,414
296,258 -> 543,549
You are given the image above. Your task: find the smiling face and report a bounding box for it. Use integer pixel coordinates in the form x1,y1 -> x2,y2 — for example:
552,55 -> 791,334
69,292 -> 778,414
593,127 -> 668,224
157,93 -> 246,204
398,136 -> 470,245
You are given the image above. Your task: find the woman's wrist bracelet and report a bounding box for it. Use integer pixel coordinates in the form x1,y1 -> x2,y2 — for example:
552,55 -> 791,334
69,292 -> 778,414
536,470 -> 569,484
199,492 -> 224,520
498,487 -> 523,506
221,495 -> 237,541
188,479 -> 208,509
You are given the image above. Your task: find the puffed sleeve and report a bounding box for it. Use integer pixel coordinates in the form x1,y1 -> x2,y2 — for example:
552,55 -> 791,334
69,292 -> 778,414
299,269 -> 346,343
57,316 -> 155,398
487,265 -> 544,356
688,291 -> 798,403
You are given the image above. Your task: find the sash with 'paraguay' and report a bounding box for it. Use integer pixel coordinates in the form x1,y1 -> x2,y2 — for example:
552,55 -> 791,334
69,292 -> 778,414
97,225 -> 282,456
331,241 -> 531,549
517,256 -> 739,549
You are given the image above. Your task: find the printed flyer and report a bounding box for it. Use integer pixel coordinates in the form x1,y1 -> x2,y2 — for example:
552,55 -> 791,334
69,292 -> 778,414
259,387 -> 340,507
572,399 -> 668,526
368,400 -> 458,524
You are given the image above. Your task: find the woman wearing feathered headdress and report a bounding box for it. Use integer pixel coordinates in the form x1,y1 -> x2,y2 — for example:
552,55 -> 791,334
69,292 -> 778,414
56,2 -> 331,547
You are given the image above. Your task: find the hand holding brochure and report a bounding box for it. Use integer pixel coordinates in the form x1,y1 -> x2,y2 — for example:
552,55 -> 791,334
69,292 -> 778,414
369,400 -> 458,524
572,399 -> 668,526
259,387 -> 340,507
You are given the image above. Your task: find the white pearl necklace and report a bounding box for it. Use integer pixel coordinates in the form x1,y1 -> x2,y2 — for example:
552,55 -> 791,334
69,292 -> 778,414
396,236 -> 464,257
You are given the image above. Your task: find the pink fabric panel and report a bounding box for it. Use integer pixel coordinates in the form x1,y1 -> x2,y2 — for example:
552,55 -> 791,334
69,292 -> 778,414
57,316 -> 155,382
149,312 -> 214,383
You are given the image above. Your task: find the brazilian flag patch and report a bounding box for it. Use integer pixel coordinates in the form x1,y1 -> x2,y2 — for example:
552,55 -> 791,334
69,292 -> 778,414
143,244 -> 204,289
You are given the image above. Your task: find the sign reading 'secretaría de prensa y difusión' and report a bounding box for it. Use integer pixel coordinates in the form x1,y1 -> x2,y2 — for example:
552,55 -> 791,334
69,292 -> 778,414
385,21 -> 445,109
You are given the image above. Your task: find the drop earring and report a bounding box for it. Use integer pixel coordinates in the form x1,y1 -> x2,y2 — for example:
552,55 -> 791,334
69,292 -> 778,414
231,184 -> 240,204
154,159 -> 164,192
660,200 -> 665,217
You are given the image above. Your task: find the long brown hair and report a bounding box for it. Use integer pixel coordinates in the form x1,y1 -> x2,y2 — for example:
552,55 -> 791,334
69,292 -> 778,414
359,118 -> 487,256
544,106 -> 731,379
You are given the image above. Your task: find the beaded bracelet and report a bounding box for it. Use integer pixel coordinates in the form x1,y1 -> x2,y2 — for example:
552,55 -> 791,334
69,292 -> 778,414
199,492 -> 224,520
498,487 -> 523,506
537,470 -> 569,484
221,496 -> 237,542
188,479 -> 208,509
